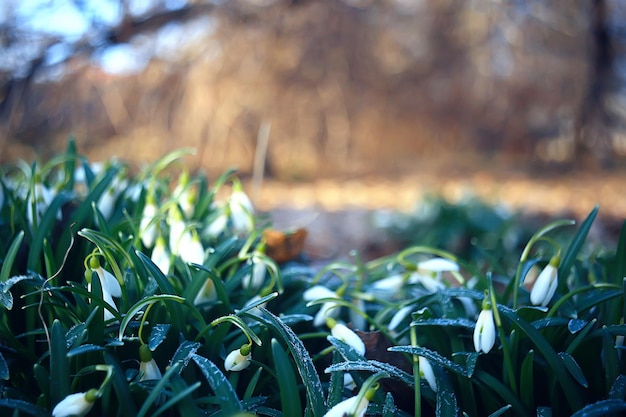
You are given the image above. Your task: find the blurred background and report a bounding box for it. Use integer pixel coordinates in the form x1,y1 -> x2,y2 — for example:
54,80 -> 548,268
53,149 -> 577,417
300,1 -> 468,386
2,0 -> 626,258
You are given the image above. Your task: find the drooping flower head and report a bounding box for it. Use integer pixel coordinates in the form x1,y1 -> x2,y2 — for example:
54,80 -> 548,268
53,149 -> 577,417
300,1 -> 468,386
303,285 -> 341,327
529,255 -> 560,307
88,257 -> 122,321
473,295 -> 496,354
224,344 -> 252,372
327,318 -> 366,356
52,389 -> 99,417
322,381 -> 378,417
138,344 -> 162,382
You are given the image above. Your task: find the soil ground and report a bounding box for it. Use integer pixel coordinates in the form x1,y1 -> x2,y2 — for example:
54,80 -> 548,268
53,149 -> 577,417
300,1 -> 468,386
249,161 -> 626,262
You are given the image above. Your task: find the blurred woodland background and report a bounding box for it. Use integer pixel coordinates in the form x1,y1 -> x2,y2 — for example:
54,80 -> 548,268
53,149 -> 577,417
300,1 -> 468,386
1,0 -> 626,179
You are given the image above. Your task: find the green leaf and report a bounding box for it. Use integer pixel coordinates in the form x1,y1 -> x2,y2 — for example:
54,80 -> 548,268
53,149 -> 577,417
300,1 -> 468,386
520,350 -> 534,408
118,294 -> 185,341
257,308 -> 326,417
272,338 -> 303,417
570,399 -> 626,417
498,306 -> 585,412
435,366 -> 457,417
559,352 -> 588,388
49,319 -> 70,406
558,205 -> 598,286
27,192 -> 72,271
474,370 -> 528,414
137,361 -> 183,417
389,345 -> 473,378
104,352 -> 139,417
135,249 -> 176,294
153,379 -> 201,417
191,354 -> 243,413
382,392 -> 397,417
609,375 -> 626,400
487,405 -> 513,417
0,352 -> 8,380
0,230 -> 24,282
148,324 -> 171,351
166,372 -> 201,417
67,344 -> 107,357
325,360 -> 412,387
613,220 -> 626,285
170,340 -> 202,369
0,399 -> 49,417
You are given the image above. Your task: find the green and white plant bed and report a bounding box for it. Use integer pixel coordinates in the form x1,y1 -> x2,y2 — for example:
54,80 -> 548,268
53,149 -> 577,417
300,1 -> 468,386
0,141 -> 625,417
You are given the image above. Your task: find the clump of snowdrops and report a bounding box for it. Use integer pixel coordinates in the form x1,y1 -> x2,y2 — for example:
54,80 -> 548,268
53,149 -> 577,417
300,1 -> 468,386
0,141 -> 625,417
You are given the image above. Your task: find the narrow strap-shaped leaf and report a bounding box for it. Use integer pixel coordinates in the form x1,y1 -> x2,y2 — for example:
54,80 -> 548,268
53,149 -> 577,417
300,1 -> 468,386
104,352 -> 139,417
0,231 -> 24,282
0,399 -> 49,417
570,399 -> 626,417
487,405 -> 513,417
389,345 -> 472,378
135,249 -> 176,294
498,306 -> 585,412
558,205 -> 598,286
520,350 -> 534,409
153,378 -> 201,417
27,192 -> 72,271
49,319 -> 70,406
170,340 -> 202,369
434,365 -> 458,417
0,352 -> 8,380
258,308 -> 326,416
271,338 -> 303,417
191,354 -> 243,413
118,294 -> 185,341
137,361 -> 183,417
558,352 -> 588,388
148,323 -> 171,351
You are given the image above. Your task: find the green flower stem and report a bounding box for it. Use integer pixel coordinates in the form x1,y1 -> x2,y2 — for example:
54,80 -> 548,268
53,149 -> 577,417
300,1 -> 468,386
209,314 -> 262,346
410,325 -> 421,417
546,283 -> 621,318
488,276 -> 518,396
512,219 -> 574,309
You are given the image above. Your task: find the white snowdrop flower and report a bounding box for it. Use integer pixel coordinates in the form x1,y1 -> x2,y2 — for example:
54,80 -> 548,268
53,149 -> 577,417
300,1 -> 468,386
89,258 -> 122,321
304,285 -> 341,327
329,320 -> 366,356
173,170 -> 196,219
349,297 -> 367,331
205,205 -> 229,238
371,274 -> 406,292
167,206 -> 186,255
229,183 -> 254,233
194,278 -> 217,307
139,345 -> 162,382
27,180 -> 58,227
178,230 -> 205,265
343,373 -> 357,390
140,197 -> 159,248
243,254 -> 267,290
52,389 -> 98,417
419,356 -> 437,392
530,256 -> 560,307
473,308 -> 496,354
388,305 -> 414,332
97,173 -> 127,219
408,258 -> 459,292
151,236 -> 171,275
323,383 -> 377,417
224,344 -> 251,372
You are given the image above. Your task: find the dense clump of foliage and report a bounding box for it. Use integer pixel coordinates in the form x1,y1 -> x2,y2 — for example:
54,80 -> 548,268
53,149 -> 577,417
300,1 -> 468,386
1,141 -> 625,417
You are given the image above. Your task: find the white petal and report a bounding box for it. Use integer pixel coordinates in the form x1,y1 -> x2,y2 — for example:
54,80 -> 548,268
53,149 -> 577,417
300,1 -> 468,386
331,323 -> 366,356
313,301 -> 340,327
224,349 -> 251,371
139,359 -> 162,381
419,356 -> 437,392
530,265 -> 557,306
473,309 -> 496,354
418,258 -> 459,272
323,395 -> 368,417
52,392 -> 94,417
151,240 -> 171,275
371,274 -> 405,292
389,306 -> 414,331
97,268 -> 122,297
178,232 -> 205,264
303,285 -> 337,301
410,272 -> 445,292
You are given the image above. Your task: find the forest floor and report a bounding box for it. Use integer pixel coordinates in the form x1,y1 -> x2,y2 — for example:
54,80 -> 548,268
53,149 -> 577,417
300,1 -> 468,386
248,161 -> 626,262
